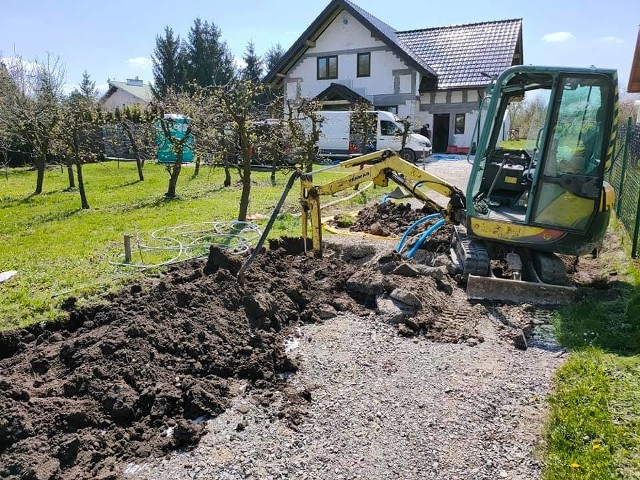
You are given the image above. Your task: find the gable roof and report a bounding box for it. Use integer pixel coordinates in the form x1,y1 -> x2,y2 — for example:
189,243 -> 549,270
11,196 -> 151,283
397,19 -> 523,90
99,80 -> 153,104
629,25 -> 640,93
264,0 -> 522,91
264,0 -> 437,86
314,82 -> 371,104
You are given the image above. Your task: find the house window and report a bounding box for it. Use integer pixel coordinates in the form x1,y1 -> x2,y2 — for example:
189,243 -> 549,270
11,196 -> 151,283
455,113 -> 465,134
317,56 -> 338,80
357,52 -> 370,77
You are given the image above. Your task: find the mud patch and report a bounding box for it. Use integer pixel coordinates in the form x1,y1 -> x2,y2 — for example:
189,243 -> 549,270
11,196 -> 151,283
0,248 -> 359,479
349,200 -> 440,237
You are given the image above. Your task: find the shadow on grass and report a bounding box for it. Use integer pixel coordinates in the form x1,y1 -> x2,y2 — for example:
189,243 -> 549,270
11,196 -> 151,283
117,179 -> 143,188
0,189 -> 72,211
554,280 -> 640,356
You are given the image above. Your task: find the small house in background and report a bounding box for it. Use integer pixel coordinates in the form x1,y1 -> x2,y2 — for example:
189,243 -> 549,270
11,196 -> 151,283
99,77 -> 153,112
264,0 -> 523,153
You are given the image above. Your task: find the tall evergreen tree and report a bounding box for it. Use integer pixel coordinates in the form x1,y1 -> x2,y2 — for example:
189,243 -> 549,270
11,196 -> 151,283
77,70 -> 98,99
263,43 -> 285,78
152,26 -> 186,98
185,18 -> 234,88
241,41 -> 262,84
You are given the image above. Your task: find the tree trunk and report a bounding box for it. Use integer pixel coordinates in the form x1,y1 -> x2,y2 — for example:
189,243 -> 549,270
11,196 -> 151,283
66,156 -> 75,188
194,156 -> 200,177
270,161 -> 277,186
237,129 -> 252,221
223,163 -> 231,188
124,126 -> 144,181
135,157 -> 144,182
34,156 -> 45,194
75,161 -> 90,209
165,151 -> 183,198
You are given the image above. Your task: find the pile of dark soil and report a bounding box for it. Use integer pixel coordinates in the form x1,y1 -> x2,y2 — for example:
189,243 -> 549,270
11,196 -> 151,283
350,201 -> 440,237
0,244 -> 358,480
0,235 -> 481,479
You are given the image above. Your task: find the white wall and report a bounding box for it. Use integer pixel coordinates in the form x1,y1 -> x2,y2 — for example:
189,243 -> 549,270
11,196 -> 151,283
101,89 -> 148,112
416,89 -> 485,149
285,10 -> 413,102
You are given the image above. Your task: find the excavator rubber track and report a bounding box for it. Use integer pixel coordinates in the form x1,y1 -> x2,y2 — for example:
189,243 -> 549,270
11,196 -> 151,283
450,225 -> 490,278
452,226 -> 577,305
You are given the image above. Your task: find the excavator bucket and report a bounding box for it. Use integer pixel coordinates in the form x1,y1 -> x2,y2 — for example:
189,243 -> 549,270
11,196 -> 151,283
466,274 -> 577,305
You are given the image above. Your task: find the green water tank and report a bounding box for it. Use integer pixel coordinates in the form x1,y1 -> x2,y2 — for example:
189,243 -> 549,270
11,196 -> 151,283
156,114 -> 194,163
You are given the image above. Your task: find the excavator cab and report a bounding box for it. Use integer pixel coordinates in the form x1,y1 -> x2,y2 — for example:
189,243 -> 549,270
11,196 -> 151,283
467,66 -> 618,257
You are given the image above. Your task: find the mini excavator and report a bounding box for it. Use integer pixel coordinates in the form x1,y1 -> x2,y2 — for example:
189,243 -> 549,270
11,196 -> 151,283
241,66 -> 619,305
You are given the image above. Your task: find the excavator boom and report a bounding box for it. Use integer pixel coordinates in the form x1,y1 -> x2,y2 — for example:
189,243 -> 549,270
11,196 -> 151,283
300,149 -> 465,256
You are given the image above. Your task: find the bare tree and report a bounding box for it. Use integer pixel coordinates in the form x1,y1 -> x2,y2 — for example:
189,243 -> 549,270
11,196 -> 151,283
350,100 -> 376,154
105,105 -> 155,182
54,94 -> 102,209
283,98 -> 323,174
211,80 -> 264,220
0,53 -> 65,194
151,89 -> 196,198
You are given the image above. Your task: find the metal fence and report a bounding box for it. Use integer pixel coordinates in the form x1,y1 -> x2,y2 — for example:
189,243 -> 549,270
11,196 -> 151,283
608,117 -> 640,257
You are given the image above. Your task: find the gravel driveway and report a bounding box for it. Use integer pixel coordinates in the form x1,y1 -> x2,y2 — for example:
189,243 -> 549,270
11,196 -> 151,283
127,155 -> 563,480
129,306 -> 562,480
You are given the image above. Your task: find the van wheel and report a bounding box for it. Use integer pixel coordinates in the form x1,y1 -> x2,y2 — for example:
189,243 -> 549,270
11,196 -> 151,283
400,149 -> 416,163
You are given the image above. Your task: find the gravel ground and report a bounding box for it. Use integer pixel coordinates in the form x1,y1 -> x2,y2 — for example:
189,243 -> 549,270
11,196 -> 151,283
124,157 -> 563,479
128,304 -> 563,480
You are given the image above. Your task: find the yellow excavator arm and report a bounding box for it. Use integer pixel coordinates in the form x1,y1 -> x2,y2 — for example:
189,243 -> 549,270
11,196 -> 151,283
299,150 -> 466,256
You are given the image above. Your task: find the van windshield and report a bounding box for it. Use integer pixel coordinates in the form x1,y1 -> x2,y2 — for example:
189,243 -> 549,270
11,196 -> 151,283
380,119 -> 402,136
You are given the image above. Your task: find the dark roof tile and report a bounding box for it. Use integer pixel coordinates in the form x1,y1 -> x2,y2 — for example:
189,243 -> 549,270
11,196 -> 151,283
397,19 -> 522,89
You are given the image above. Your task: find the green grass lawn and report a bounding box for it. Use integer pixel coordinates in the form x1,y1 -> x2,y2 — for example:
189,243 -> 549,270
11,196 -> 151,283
0,160 -> 385,329
543,244 -> 640,479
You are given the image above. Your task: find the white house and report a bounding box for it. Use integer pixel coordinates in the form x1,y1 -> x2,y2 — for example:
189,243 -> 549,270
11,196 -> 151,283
264,0 -> 523,153
99,77 -> 153,112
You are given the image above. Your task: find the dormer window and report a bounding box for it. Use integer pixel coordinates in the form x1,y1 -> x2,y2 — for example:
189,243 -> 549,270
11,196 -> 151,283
317,56 -> 338,80
357,53 -> 370,77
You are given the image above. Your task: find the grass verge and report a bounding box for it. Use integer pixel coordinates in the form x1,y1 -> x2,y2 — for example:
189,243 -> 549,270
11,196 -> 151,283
543,242 -> 640,479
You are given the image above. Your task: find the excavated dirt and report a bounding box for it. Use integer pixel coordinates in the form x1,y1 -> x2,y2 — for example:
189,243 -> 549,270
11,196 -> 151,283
1,195 -> 623,479
0,232 -> 478,480
350,200 -> 441,238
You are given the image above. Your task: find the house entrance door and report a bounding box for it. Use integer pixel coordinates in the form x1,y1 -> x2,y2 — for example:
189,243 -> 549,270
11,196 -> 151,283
433,114 -> 450,153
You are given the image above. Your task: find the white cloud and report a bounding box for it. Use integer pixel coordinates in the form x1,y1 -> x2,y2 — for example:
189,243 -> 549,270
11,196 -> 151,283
234,56 -> 247,70
127,57 -> 152,69
542,32 -> 575,43
598,36 -> 624,44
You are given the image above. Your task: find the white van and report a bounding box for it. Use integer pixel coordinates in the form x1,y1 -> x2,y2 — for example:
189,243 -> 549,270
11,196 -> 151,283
316,110 -> 432,162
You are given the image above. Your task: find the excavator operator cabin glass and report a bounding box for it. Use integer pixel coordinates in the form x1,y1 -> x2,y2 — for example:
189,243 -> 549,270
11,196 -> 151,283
532,75 -> 611,231
469,72 -> 553,220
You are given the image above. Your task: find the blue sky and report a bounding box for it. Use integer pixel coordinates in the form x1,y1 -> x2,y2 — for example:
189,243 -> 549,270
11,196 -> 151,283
1,0 -> 638,95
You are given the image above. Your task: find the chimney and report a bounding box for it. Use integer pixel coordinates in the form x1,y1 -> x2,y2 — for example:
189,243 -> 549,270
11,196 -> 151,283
126,76 -> 143,86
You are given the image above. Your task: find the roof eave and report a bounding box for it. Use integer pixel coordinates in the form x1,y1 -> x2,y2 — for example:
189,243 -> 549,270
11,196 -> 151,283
263,0 -> 436,86
99,86 -> 118,103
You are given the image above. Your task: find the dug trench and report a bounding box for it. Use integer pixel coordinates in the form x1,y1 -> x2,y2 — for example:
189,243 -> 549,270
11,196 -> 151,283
0,200 -> 608,479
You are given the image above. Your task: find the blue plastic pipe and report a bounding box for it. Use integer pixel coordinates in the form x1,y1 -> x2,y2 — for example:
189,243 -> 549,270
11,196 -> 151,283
396,213 -> 443,254
406,218 -> 447,259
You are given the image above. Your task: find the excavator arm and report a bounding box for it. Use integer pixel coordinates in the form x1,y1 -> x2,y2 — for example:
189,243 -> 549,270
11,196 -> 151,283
300,150 -> 466,256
